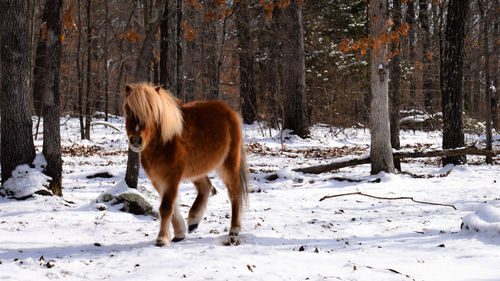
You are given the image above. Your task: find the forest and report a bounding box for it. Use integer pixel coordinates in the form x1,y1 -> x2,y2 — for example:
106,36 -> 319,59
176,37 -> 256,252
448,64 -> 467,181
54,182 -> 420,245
0,0 -> 500,280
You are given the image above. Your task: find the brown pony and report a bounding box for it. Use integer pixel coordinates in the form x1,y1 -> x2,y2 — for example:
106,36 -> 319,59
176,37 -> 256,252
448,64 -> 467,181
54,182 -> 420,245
123,83 -> 248,247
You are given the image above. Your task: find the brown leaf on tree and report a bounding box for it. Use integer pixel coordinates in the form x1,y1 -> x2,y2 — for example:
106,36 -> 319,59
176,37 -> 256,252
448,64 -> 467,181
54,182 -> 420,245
62,4 -> 75,31
397,23 -> 409,36
205,9 -> 216,22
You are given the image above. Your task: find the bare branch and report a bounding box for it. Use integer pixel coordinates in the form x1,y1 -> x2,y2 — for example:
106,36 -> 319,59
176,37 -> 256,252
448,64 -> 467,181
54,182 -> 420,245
319,191 -> 457,210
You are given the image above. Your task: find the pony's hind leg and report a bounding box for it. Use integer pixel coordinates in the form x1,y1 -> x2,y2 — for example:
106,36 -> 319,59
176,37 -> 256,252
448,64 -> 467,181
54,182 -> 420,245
171,202 -> 186,242
217,162 -> 243,236
187,176 -> 213,233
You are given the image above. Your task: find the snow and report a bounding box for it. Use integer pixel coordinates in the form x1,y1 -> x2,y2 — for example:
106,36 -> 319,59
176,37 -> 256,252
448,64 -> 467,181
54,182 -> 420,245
1,116 -> 500,281
2,154 -> 51,199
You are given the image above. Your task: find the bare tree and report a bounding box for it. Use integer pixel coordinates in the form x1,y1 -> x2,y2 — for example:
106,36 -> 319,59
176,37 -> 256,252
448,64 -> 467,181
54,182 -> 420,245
125,0 -> 167,189
236,1 -> 257,124
281,0 -> 309,138
84,0 -> 92,140
390,0 -> 402,171
42,0 -> 63,196
441,0 -> 469,165
477,0 -> 493,164
0,0 -> 36,183
369,0 -> 395,174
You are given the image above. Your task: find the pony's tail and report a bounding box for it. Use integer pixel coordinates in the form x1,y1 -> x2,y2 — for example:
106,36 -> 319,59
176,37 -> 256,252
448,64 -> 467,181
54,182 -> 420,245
239,145 -> 249,208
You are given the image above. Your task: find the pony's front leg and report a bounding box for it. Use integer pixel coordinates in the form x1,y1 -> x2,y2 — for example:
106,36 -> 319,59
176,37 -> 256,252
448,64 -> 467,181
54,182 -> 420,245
156,182 -> 184,247
156,193 -> 174,247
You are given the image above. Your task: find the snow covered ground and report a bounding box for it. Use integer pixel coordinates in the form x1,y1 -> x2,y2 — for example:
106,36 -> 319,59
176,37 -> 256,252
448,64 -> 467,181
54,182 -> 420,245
1,116 -> 500,281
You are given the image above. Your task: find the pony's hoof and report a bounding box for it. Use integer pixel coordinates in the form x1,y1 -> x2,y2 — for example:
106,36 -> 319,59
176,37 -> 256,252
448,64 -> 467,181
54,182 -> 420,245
172,236 -> 185,243
229,226 -> 241,236
155,238 -> 170,247
188,224 -> 199,233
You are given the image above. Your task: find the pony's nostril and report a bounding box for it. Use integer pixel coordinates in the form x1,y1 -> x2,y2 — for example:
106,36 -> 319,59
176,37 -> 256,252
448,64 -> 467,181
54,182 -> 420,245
129,136 -> 134,145
138,136 -> 143,145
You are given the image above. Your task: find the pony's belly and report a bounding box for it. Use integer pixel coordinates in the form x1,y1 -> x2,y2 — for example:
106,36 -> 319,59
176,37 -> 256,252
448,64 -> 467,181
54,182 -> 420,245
183,149 -> 229,180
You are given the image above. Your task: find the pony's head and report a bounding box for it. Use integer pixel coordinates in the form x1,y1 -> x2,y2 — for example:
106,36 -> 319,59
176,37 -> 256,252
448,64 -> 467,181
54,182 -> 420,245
123,83 -> 183,153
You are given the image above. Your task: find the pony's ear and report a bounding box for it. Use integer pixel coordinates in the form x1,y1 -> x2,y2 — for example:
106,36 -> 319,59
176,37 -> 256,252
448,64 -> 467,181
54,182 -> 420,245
155,85 -> 161,94
125,84 -> 132,96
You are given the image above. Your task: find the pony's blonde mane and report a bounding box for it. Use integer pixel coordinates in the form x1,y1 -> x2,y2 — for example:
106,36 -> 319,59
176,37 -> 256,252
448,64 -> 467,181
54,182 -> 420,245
124,83 -> 183,143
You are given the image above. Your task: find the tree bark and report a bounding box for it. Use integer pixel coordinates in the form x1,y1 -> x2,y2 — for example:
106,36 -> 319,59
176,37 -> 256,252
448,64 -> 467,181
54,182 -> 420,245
125,0 -> 167,189
77,0 -> 84,139
42,0 -> 63,196
160,0 -> 177,95
282,0 -> 309,138
369,0 -> 395,174
184,1 -> 201,102
0,0 -> 36,183
389,0 -> 402,171
478,0 -> 493,164
236,1 -> 257,124
420,0 -> 433,113
406,0 -> 416,107
441,0 -> 469,165
33,4 -> 49,116
175,0 -> 183,99
202,0 -> 219,100
104,0 -> 109,122
84,0 -> 92,140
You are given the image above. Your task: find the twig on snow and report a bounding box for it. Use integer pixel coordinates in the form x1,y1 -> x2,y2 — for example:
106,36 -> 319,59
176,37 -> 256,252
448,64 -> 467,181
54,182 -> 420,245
319,191 -> 457,210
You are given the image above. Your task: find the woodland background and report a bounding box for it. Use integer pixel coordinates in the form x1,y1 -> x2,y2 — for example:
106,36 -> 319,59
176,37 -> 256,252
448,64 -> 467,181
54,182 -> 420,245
0,0 -> 499,194
13,0 -> 500,130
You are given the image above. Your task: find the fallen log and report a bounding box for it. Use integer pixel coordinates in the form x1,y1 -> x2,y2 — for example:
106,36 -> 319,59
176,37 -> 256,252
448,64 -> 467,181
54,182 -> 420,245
292,147 -> 499,174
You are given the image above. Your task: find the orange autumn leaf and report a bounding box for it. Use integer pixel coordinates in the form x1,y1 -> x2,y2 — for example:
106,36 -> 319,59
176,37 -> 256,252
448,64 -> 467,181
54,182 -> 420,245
62,5 -> 75,31
205,9 -> 216,22
185,28 -> 196,42
338,38 -> 351,53
397,22 -> 409,36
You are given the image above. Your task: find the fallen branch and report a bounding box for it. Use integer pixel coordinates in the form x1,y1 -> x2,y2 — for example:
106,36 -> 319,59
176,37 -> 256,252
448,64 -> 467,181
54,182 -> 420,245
91,121 -> 124,133
330,176 -> 381,183
399,168 -> 453,179
294,147 -> 499,174
319,191 -> 457,210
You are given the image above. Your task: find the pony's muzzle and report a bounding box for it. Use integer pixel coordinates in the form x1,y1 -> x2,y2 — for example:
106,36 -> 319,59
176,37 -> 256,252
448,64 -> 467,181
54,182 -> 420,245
129,135 -> 143,152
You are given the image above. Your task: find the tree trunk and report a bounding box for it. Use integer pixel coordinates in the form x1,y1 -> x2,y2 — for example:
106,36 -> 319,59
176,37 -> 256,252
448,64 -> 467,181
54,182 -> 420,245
420,0 -> 433,113
441,0 -> 469,165
494,0 -> 500,130
478,0 -> 493,164
42,0 -> 63,196
125,0 -> 167,189
84,0 -> 92,140
369,0 -> 395,174
160,0 -> 174,93
175,0 -> 183,99
282,0 -> 309,138
236,1 -> 257,124
104,0 -> 109,122
267,4 -> 282,129
202,0 -> 219,100
390,0 -> 402,171
77,0 -> 84,139
0,0 -> 36,183
406,0 -> 416,107
184,2 -> 201,102
33,5 -> 49,117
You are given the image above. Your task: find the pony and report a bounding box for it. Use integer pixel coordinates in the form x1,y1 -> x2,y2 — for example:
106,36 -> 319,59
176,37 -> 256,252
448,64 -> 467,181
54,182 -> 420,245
123,83 -> 248,247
